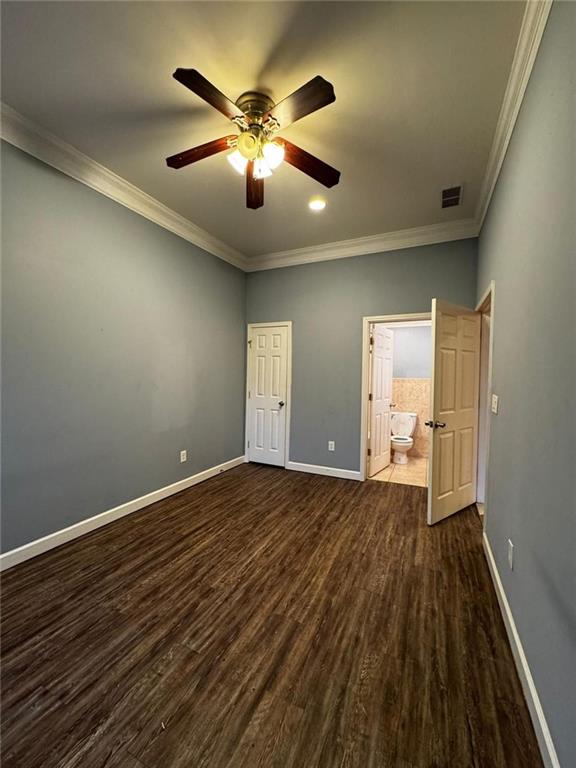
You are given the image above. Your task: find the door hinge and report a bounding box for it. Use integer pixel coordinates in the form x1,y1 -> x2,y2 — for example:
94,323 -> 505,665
367,448 -> 372,457
368,393 -> 373,401
248,390 -> 251,399
369,335 -> 374,348
248,339 -> 252,347
247,440 -> 250,448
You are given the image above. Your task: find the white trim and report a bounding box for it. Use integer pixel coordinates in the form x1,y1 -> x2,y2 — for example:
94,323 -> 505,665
0,103 -> 248,271
245,322 -> 292,468
476,279 -> 495,315
0,108 -> 476,269
475,280 -> 495,509
246,321 -> 294,327
377,319 -> 431,329
0,456 -> 245,571
363,313 -> 432,324
475,0 -> 553,228
1,0 -> 551,274
360,313 -> 432,480
1,104 -> 476,274
483,532 -> 561,768
285,461 -> 362,482
246,219 -> 478,272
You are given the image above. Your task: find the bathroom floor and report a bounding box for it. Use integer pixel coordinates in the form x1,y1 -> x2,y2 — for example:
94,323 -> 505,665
372,456 -> 428,487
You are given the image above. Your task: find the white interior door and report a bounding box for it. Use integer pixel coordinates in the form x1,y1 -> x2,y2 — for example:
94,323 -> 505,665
368,325 -> 394,477
246,324 -> 289,466
428,300 -> 480,525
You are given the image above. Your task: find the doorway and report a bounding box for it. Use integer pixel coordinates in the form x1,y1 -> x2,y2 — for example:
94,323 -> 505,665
362,299 -> 487,526
245,322 -> 292,467
361,313 -> 432,487
476,282 -> 495,518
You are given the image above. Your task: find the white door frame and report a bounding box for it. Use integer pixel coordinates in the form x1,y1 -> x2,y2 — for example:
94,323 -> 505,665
475,280 -> 496,519
360,313 -> 432,481
245,321 -> 293,467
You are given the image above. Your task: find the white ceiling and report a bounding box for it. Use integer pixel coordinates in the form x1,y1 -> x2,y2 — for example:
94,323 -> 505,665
1,1 -> 525,261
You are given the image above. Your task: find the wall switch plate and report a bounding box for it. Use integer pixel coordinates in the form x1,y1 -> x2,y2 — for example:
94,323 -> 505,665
508,539 -> 514,570
328,441 -> 335,452
491,394 -> 499,414
180,450 -> 187,463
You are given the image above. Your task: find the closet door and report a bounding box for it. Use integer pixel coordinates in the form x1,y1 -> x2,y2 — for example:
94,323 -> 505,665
246,325 -> 289,466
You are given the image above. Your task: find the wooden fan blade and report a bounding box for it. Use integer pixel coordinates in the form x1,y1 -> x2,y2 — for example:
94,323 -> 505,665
173,69 -> 240,121
264,76 -> 335,128
283,139 -> 341,188
246,161 -> 264,209
166,136 -> 236,169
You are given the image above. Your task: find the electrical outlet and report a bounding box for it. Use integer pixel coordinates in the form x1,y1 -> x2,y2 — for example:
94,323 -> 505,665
508,539 -> 514,570
180,450 -> 187,463
491,394 -> 499,414
328,441 -> 335,452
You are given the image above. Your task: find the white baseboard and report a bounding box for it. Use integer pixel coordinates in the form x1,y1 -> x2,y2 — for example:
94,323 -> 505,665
0,456 -> 245,572
285,461 -> 362,481
482,532 -> 560,768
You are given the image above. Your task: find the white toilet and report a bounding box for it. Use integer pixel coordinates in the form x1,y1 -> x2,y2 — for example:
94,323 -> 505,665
390,412 -> 417,464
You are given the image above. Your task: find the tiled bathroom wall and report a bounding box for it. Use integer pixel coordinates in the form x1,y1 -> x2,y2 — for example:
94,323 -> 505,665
392,378 -> 431,457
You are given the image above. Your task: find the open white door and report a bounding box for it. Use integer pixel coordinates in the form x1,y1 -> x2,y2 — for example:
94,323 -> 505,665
428,300 -> 480,525
246,324 -> 289,466
368,325 -> 394,477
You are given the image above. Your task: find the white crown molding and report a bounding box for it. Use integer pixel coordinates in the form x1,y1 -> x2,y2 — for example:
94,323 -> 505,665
0,103 -> 248,271
250,0 -> 553,272
246,218 -> 479,272
2,0 -> 552,281
1,102 -> 479,271
475,0 -> 553,229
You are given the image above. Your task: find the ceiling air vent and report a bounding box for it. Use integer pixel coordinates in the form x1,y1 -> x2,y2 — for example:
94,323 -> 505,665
441,185 -> 463,208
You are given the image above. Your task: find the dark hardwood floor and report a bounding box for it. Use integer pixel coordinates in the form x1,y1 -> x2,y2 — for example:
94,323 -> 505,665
1,464 -> 542,768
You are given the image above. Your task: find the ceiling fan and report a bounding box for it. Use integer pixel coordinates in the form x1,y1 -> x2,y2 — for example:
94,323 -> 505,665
165,69 -> 341,210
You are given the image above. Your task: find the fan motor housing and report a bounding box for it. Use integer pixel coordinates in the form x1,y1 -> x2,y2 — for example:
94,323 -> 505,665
235,91 -> 275,121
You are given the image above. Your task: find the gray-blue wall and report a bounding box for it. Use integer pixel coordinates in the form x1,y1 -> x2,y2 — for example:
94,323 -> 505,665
477,2 -> 576,763
390,325 -> 431,378
247,240 -> 477,470
1,141 -> 246,552
3,7 -> 573,758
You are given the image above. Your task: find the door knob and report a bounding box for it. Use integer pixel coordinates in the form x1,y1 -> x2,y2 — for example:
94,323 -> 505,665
425,420 -> 434,428
278,401 -> 285,408
425,420 -> 446,429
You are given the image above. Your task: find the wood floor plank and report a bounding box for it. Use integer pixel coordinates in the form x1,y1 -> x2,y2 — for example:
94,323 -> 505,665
0,464 -> 543,768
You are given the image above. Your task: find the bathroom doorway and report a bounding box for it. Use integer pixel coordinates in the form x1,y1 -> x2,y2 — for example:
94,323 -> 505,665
363,315 -> 432,488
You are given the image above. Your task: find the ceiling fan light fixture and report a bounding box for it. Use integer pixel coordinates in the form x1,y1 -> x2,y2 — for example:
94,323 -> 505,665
262,140 -> 285,170
227,149 -> 248,175
254,157 -> 273,180
166,70 -> 341,209
237,131 -> 259,160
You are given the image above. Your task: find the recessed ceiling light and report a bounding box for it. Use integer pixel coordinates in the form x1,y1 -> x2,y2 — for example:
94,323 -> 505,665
308,196 -> 326,212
